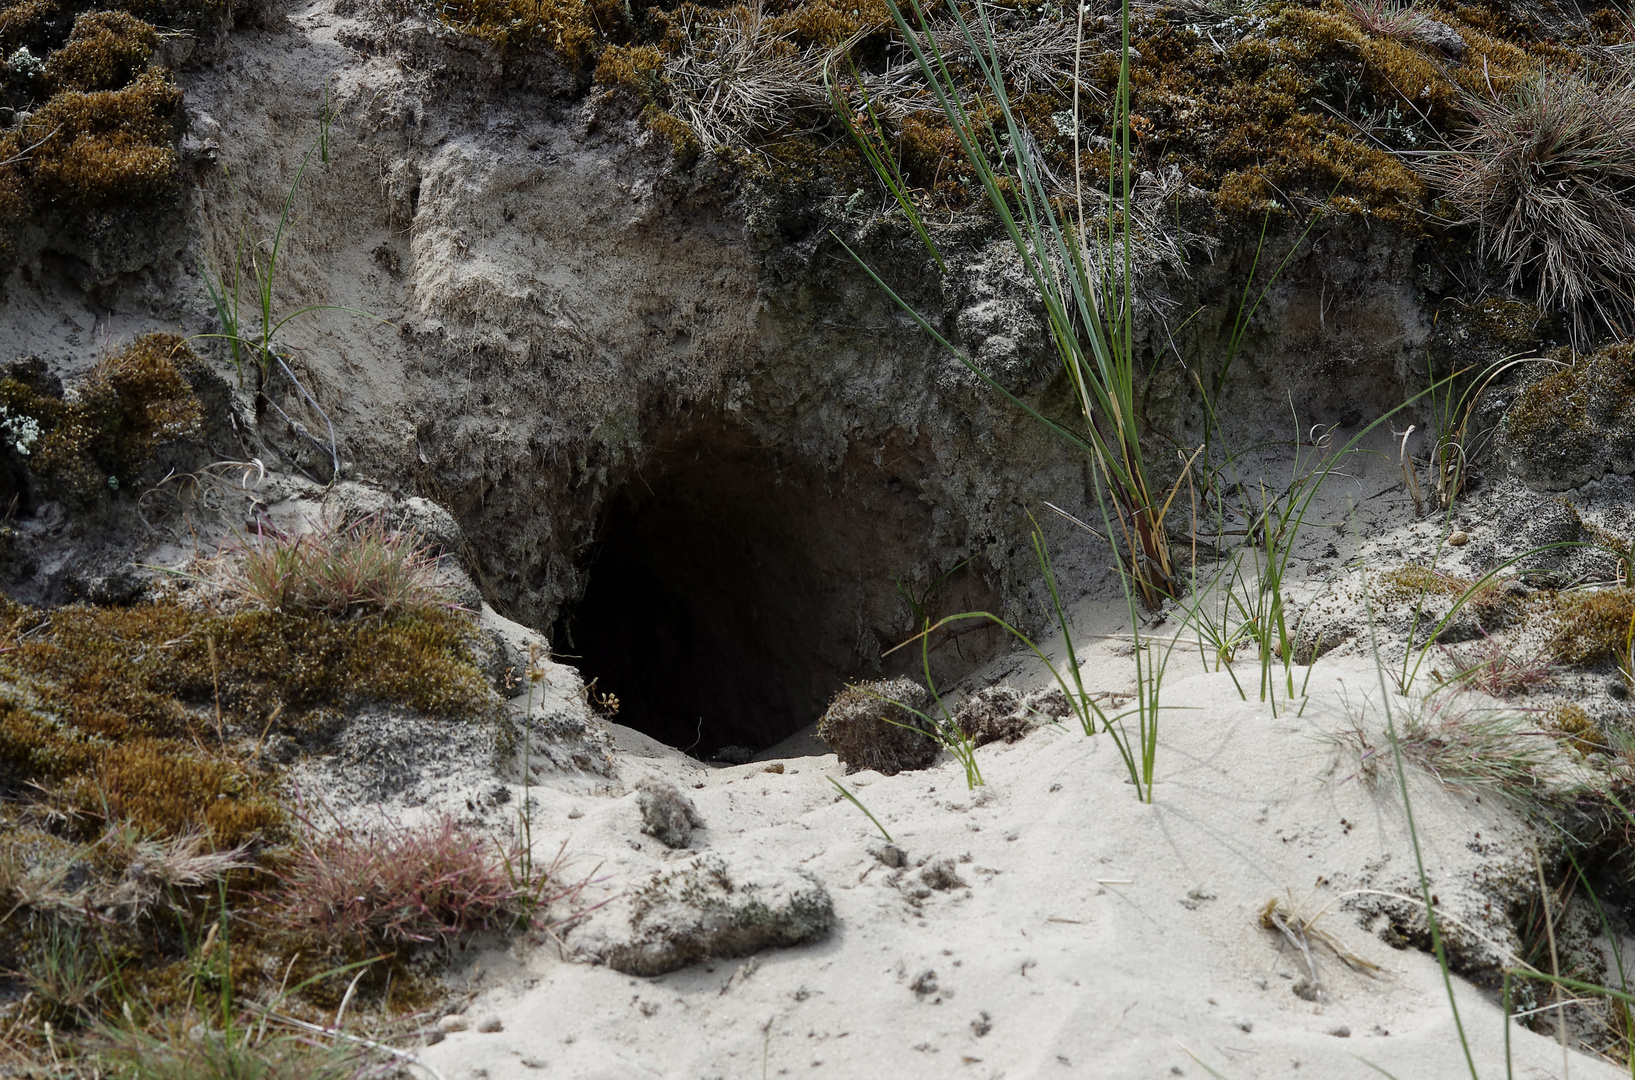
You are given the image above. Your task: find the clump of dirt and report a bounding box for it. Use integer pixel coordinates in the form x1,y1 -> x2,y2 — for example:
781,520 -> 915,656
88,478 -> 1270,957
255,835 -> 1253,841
577,853 -> 835,976
817,678 -> 937,775
953,683 -> 1065,746
636,777 -> 705,848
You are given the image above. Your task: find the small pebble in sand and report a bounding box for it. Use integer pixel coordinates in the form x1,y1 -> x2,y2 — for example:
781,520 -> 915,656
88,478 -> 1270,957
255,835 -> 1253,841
567,807 -> 584,819
1447,530 -> 1469,546
437,1014 -> 469,1033
1328,1025 -> 1351,1038
871,843 -> 907,868
476,1016 -> 503,1033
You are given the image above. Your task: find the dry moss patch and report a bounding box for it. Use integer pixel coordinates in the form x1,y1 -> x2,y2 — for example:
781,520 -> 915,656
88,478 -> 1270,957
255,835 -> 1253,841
0,332 -> 202,504
1545,587 -> 1635,667
437,0 -> 629,78
579,0 -> 1578,230
0,5 -> 186,266
0,599 -> 496,844
0,595 -> 512,1063
42,9 -> 158,93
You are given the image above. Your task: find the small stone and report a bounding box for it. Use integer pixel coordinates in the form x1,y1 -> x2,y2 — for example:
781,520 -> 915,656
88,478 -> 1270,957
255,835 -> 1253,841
476,1016 -> 503,1033
1611,680 -> 1630,701
1413,18 -> 1466,55
437,1014 -> 469,1033
1447,530 -> 1469,546
1328,1025 -> 1351,1038
567,807 -> 584,818
763,762 -> 785,774
636,778 -> 705,848
871,843 -> 907,868
910,969 -> 939,996
423,1030 -> 446,1046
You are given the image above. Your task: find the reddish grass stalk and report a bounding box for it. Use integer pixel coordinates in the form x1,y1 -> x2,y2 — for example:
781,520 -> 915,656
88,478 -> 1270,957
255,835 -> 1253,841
266,806 -> 606,953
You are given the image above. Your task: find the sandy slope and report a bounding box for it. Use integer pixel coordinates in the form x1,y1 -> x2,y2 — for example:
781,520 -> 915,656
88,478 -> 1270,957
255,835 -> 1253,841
414,616 -> 1621,1080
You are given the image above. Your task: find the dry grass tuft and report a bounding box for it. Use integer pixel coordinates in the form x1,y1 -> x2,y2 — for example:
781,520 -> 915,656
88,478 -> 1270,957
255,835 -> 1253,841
1336,693 -> 1559,807
222,515 -> 450,619
1344,0 -> 1430,39
1424,66 -> 1635,337
1440,633 -> 1554,698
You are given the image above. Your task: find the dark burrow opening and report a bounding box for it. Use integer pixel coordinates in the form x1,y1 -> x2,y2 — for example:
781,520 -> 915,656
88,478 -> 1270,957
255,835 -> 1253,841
557,422 -> 1008,758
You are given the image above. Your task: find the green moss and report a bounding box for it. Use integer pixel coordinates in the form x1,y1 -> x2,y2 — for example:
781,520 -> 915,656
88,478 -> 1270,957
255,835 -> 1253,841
44,10 -> 158,93
1504,344 -> 1635,465
593,42 -> 666,96
1377,564 -> 1504,607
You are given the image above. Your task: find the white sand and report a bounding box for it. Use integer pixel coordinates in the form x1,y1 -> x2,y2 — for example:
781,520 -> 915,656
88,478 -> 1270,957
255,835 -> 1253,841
417,611 -> 1622,1080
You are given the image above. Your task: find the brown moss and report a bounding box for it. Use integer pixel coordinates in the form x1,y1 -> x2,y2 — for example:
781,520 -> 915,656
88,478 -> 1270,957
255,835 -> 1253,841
0,333 -> 201,503
65,738 -> 283,844
1378,564 -> 1501,604
1547,702 -> 1605,756
0,598 -> 495,845
0,0 -> 67,53
44,10 -> 158,93
763,0 -> 892,49
1547,588 -> 1635,666
4,70 -> 181,210
438,0 -> 609,75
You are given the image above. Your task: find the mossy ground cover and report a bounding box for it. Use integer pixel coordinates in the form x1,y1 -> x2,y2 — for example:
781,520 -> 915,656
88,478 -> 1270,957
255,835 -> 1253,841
1504,343 -> 1635,465
0,0 -> 191,266
0,595 -> 512,1069
557,0 -> 1590,234
0,332 -> 205,507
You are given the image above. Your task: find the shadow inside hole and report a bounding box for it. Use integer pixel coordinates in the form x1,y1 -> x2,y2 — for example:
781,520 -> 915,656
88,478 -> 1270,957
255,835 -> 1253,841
559,426 -> 1008,758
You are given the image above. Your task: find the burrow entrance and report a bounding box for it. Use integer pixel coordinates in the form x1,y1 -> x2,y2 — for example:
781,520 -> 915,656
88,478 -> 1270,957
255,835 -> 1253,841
557,420 -> 1008,758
